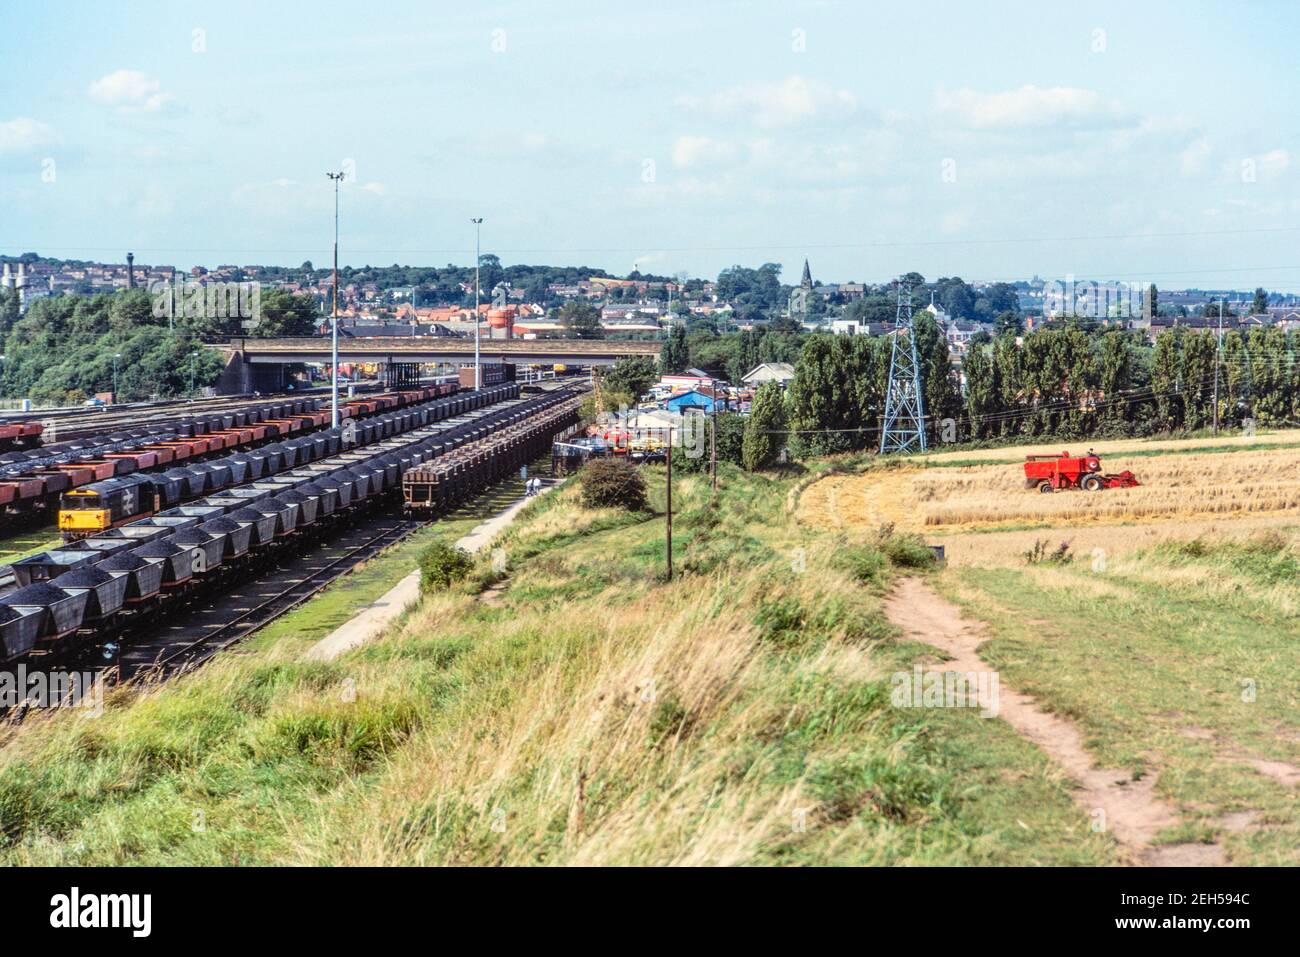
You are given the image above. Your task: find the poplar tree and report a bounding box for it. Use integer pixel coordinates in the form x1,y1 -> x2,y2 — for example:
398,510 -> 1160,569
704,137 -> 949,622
742,382 -> 787,470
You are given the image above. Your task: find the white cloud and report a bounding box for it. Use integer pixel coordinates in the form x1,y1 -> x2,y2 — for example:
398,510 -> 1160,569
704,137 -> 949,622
88,70 -> 174,112
0,117 -> 53,154
671,135 -> 739,168
1252,148 -> 1291,178
675,75 -> 859,128
1179,137 -> 1212,176
940,208 -> 972,235
231,176 -> 390,213
934,84 -> 1126,129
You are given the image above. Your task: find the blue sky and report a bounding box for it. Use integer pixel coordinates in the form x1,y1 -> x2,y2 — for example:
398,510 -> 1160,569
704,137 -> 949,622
2,0 -> 1297,289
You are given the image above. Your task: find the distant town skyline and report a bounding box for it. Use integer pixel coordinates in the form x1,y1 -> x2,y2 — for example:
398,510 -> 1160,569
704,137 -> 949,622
3,1 -> 1298,288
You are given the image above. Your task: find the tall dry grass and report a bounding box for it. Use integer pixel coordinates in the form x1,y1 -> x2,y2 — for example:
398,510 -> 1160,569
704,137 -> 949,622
285,548 -> 895,866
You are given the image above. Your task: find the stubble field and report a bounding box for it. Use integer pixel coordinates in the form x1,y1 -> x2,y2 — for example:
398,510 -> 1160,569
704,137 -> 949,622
798,430 -> 1300,565
798,429 -> 1299,864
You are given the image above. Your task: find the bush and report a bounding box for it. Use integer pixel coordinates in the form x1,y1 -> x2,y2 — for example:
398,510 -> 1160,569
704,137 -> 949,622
579,459 -> 648,511
839,545 -> 888,583
881,536 -> 938,569
419,540 -> 475,591
872,523 -> 938,569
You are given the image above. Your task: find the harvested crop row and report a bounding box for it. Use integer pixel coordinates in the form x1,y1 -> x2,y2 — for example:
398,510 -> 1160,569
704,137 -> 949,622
799,444 -> 1300,532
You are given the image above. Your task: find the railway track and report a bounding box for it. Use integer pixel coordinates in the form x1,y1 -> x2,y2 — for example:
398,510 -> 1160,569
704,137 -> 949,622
0,390 -> 512,601
115,509 -> 422,681
0,382 -> 583,719
0,380 -> 399,444
0,509 -> 424,723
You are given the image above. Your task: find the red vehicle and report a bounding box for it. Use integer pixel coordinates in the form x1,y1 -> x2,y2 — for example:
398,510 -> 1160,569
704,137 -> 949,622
1023,451 -> 1140,493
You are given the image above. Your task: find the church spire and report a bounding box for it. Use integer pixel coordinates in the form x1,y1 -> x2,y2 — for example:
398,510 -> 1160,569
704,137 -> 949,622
800,259 -> 812,289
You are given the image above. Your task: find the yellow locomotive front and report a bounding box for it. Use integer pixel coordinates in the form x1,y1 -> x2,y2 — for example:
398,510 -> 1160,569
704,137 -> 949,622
58,489 -> 113,539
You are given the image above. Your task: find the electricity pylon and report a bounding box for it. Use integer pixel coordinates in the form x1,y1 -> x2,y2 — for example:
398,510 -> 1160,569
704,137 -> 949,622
879,279 -> 927,454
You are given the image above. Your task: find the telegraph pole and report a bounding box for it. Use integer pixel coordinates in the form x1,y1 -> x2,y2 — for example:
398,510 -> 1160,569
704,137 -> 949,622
665,425 -> 673,581
710,391 -> 718,492
327,170 -> 345,427
1213,295 -> 1224,434
472,217 -> 484,390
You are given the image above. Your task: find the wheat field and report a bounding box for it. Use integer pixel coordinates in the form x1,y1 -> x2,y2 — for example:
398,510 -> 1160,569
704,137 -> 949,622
918,427 -> 1300,465
798,441 -> 1300,564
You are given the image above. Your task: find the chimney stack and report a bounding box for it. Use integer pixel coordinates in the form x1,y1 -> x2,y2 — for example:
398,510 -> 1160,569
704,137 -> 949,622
127,252 -> 135,289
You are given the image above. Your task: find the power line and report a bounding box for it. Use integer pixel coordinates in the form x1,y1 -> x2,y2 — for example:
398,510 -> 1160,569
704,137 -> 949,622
4,223 -> 1300,259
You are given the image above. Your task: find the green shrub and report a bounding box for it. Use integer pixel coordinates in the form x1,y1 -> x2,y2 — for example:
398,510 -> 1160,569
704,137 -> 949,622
882,536 -> 938,569
419,540 -> 475,592
579,459 -> 648,511
839,545 -> 888,583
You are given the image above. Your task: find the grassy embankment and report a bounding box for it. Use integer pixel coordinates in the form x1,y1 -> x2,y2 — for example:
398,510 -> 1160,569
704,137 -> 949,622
799,432 -> 1299,864
939,536 -> 1299,864
0,460 -> 1118,866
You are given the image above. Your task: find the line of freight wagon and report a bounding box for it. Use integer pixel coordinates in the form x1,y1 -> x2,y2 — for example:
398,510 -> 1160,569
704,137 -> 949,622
402,392 -> 583,511
0,382 -> 582,665
0,384 -> 457,526
0,422 -> 45,454
53,385 -> 474,539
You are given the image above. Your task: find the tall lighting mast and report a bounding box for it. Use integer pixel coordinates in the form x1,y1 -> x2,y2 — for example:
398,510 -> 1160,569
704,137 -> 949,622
472,217 -> 483,389
327,170 -> 345,427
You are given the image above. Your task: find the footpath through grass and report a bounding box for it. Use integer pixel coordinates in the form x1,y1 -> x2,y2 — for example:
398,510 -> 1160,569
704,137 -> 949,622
940,535 -> 1299,864
0,461 -> 1119,865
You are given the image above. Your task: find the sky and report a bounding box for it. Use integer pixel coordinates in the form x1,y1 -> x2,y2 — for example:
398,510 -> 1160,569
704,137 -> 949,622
2,0 -> 1298,290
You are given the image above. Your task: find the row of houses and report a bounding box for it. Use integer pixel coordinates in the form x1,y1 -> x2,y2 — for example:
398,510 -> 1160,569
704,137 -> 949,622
586,363 -> 797,444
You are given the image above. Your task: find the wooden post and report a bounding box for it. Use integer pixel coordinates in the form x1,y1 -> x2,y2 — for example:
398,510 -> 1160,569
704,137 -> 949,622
665,425 -> 672,581
710,398 -> 718,492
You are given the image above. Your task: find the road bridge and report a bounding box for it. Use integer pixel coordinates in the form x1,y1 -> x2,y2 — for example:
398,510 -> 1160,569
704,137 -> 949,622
214,336 -> 660,394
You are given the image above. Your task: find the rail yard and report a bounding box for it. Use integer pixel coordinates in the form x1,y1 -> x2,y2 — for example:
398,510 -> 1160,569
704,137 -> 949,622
0,379 -> 587,691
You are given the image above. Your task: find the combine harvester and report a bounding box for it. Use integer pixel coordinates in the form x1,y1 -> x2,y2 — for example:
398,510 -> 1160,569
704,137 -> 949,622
1023,451 -> 1140,493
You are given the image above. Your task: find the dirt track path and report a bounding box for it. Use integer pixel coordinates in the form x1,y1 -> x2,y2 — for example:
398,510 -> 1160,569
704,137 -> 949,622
884,577 -> 1224,866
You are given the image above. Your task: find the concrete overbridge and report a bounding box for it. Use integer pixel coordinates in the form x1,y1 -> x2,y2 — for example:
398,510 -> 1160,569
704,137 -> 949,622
214,336 -> 660,394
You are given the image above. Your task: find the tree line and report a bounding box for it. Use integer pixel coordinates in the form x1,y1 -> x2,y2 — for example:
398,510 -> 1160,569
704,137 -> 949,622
780,323 -> 1300,454
962,325 -> 1300,440
0,287 -> 318,405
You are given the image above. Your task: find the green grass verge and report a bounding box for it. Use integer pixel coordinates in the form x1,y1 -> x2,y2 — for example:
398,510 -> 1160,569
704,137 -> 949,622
0,460 -> 1134,865
937,536 -> 1299,865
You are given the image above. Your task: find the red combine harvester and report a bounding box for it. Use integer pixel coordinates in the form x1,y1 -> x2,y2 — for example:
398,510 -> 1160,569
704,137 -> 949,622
1023,451 -> 1140,493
